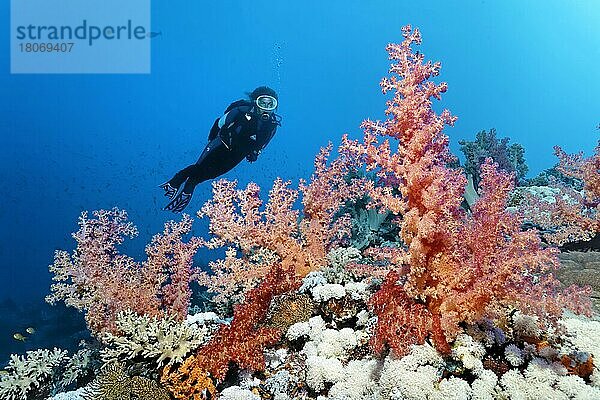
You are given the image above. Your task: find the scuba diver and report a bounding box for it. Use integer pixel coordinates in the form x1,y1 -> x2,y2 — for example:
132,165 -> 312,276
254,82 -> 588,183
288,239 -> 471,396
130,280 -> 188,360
160,86 -> 281,212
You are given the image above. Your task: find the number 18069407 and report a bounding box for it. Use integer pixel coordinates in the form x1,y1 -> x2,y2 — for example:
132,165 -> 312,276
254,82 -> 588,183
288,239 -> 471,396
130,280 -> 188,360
19,42 -> 74,52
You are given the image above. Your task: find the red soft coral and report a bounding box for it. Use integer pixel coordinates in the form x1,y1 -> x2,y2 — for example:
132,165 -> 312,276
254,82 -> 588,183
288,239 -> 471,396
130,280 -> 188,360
162,265 -> 300,399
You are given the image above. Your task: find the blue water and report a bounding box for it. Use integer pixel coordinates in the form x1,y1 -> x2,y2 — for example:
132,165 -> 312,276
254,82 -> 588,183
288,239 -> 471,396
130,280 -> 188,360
0,1 -> 598,358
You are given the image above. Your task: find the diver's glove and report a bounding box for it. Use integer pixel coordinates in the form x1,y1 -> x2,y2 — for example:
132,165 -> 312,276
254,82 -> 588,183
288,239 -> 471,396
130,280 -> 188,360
163,191 -> 192,213
159,182 -> 178,199
246,150 -> 259,163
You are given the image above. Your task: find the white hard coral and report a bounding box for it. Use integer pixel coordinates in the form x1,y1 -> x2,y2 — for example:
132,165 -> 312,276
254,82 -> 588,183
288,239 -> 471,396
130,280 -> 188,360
311,328 -> 360,360
452,334 -> 486,375
292,313 -> 369,393
561,315 -> 600,365
311,283 -> 346,303
265,370 -> 297,400
305,356 -> 344,392
219,386 -> 261,400
498,356 -> 600,399
377,345 -> 444,400
326,358 -> 379,400
0,348 -> 67,400
504,344 -> 525,367
100,310 -> 210,367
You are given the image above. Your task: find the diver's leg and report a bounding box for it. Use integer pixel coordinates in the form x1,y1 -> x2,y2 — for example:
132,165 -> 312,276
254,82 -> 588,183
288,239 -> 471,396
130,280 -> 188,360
160,165 -> 197,199
164,139 -> 245,212
182,139 -> 246,192
168,165 -> 197,187
160,141 -> 217,199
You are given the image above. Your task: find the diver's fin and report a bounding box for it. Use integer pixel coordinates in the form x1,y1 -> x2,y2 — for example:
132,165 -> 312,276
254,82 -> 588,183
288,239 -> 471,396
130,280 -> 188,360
163,191 -> 192,213
159,182 -> 179,199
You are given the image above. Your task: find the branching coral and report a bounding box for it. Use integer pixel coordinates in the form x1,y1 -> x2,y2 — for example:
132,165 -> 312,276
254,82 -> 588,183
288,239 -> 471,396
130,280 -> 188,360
341,25 -> 592,356
99,310 -> 211,368
55,346 -> 96,393
46,209 -> 202,334
0,348 -> 67,400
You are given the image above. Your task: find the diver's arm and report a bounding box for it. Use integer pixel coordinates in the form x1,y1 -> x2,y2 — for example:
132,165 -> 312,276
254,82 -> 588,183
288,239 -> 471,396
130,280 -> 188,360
217,106 -> 251,149
207,118 -> 220,141
219,107 -> 245,130
209,102 -> 249,142
246,125 -> 277,162
208,100 -> 246,142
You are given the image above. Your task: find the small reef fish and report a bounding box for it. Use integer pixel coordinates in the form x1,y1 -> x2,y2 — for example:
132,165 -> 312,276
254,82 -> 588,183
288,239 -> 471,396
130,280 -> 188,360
0,370 -> 8,376
12,333 -> 26,342
26,327 -> 36,335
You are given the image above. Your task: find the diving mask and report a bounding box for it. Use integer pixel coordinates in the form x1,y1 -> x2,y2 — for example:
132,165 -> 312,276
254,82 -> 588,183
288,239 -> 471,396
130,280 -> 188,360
255,95 -> 278,112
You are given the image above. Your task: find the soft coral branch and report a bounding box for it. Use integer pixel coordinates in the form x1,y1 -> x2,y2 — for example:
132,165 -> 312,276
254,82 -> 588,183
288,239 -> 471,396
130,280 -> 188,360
47,209 -> 201,334
162,265 -> 300,399
197,142 -> 369,302
347,26 -> 592,356
555,142 -> 600,205
518,142 -> 600,246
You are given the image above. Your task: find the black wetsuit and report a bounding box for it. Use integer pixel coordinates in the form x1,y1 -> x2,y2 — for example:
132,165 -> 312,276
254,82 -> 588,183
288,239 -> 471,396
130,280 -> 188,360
162,100 -> 280,211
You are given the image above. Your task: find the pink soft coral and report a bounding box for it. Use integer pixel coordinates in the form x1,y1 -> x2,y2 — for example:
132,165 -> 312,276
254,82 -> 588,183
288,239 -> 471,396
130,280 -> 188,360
46,208 -> 202,334
343,26 -> 592,356
517,142 -> 599,247
555,142 -> 600,205
196,142 -> 369,303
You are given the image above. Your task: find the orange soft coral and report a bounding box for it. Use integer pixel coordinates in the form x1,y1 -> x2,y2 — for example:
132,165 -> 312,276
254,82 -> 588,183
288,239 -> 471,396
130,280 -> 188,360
344,26 -> 592,356
196,142 -> 368,303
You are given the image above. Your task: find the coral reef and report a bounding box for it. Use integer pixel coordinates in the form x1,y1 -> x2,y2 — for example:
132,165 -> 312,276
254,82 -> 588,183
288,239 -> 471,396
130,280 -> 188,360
178,267 -> 598,400
7,25 -> 598,400
459,128 -> 528,186
341,25 -> 592,356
